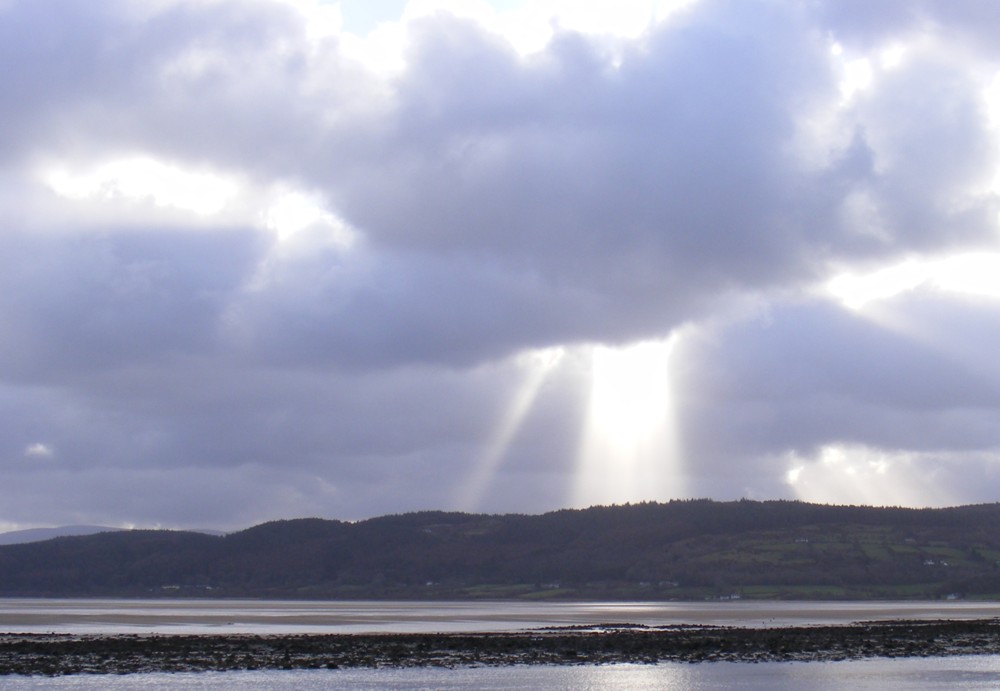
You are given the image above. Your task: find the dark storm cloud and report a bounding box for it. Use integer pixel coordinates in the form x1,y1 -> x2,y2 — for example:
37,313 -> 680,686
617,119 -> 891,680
1,0 -> 1000,527
0,226 -> 262,382
6,0 -> 994,366
267,1 -> 998,362
330,7 -> 833,336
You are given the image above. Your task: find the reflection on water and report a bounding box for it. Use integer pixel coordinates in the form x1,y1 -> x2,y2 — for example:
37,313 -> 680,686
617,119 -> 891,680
3,598 -> 1000,635
4,658 -> 1000,690
5,600 -> 1000,688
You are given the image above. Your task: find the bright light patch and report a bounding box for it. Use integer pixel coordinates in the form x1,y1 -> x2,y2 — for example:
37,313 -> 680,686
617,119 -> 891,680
404,0 -> 495,24
460,346 -> 565,510
574,336 -> 681,507
337,0 -> 702,73
783,444 -> 953,507
987,71 -> 1000,128
283,0 -> 342,42
839,57 -> 873,99
830,39 -> 910,101
493,0 -> 701,56
931,253 -> 1000,299
338,0 -> 496,75
879,44 -> 906,69
24,443 -> 54,459
339,22 -> 407,74
262,187 -> 356,247
45,157 -> 238,215
827,253 -> 1000,309
985,71 -> 1000,199
831,40 -> 911,103
589,341 -> 671,448
826,259 -> 929,309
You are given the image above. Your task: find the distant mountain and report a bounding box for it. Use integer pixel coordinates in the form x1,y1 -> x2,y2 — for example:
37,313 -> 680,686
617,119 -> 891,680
3,500 -> 1000,600
0,525 -> 122,546
0,525 -> 224,546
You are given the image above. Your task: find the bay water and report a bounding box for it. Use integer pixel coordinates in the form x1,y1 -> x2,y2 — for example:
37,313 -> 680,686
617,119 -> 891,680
3,599 -> 1000,688
3,658 -> 1000,689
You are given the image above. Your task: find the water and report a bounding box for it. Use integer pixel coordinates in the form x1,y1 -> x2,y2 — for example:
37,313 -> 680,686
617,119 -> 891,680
3,599 -> 1000,688
3,598 -> 1000,635
4,658 -> 1000,689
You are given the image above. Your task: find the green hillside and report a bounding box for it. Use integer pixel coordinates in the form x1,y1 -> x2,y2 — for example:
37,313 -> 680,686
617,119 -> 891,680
2,500 -> 1000,600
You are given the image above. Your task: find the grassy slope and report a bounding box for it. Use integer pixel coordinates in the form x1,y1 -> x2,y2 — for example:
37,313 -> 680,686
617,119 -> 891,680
2,501 -> 1000,599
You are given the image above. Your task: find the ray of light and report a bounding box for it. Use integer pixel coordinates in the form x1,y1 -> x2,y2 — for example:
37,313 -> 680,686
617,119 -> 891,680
783,443 -> 958,507
815,250 -> 1000,510
458,346 -> 564,511
572,335 -> 682,507
824,251 -> 1000,383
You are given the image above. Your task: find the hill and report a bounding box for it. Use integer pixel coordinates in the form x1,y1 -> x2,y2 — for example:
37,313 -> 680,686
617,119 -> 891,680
0,525 -> 122,546
2,500 -> 1000,600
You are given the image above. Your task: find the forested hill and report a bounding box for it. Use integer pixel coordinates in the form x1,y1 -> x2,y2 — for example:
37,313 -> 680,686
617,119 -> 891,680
3,500 -> 1000,600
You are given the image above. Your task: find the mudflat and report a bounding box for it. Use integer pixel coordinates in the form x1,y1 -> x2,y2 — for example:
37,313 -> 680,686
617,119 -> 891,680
3,619 -> 1000,675
6,598 -> 1000,633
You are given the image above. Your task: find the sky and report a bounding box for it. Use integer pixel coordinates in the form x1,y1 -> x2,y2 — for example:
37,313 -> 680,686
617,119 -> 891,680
3,0 -> 1000,531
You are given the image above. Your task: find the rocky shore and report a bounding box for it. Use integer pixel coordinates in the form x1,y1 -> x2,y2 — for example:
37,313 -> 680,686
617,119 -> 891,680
3,619 -> 1000,675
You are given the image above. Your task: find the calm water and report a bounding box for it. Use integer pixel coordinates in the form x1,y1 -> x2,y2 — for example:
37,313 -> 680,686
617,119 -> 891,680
3,598 -> 1000,634
4,658 -> 1000,689
3,599 -> 1000,688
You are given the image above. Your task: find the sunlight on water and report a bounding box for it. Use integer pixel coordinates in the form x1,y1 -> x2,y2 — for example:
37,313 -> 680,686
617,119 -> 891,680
5,598 -> 1000,635
5,657 -> 1000,690
6,601 -> 1000,688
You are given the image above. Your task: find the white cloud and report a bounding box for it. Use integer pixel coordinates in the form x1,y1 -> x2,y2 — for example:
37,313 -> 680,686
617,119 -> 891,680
43,157 -> 239,216
827,252 -> 1000,309
261,186 -> 356,246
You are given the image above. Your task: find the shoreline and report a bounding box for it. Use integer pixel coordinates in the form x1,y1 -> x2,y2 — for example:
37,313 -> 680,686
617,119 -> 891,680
3,619 -> 1000,675
5,598 -> 1000,635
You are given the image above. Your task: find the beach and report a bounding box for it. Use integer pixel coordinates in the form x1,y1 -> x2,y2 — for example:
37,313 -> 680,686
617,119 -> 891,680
4,619 -> 1000,675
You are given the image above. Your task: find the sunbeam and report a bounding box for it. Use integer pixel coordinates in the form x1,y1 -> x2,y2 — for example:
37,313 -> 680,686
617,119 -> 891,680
783,443 -> 958,507
459,346 -> 565,510
825,251 -> 1000,386
573,336 -> 682,507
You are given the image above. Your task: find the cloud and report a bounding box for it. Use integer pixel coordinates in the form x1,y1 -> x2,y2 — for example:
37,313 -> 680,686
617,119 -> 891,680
817,0 -> 1000,55
23,443 -> 54,459
0,223 -> 262,381
13,0 -> 998,364
668,292 -> 1000,503
1,0 -> 1000,527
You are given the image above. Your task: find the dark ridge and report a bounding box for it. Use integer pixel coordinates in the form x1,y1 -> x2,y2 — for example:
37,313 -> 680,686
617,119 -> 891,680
3,499 -> 1000,599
